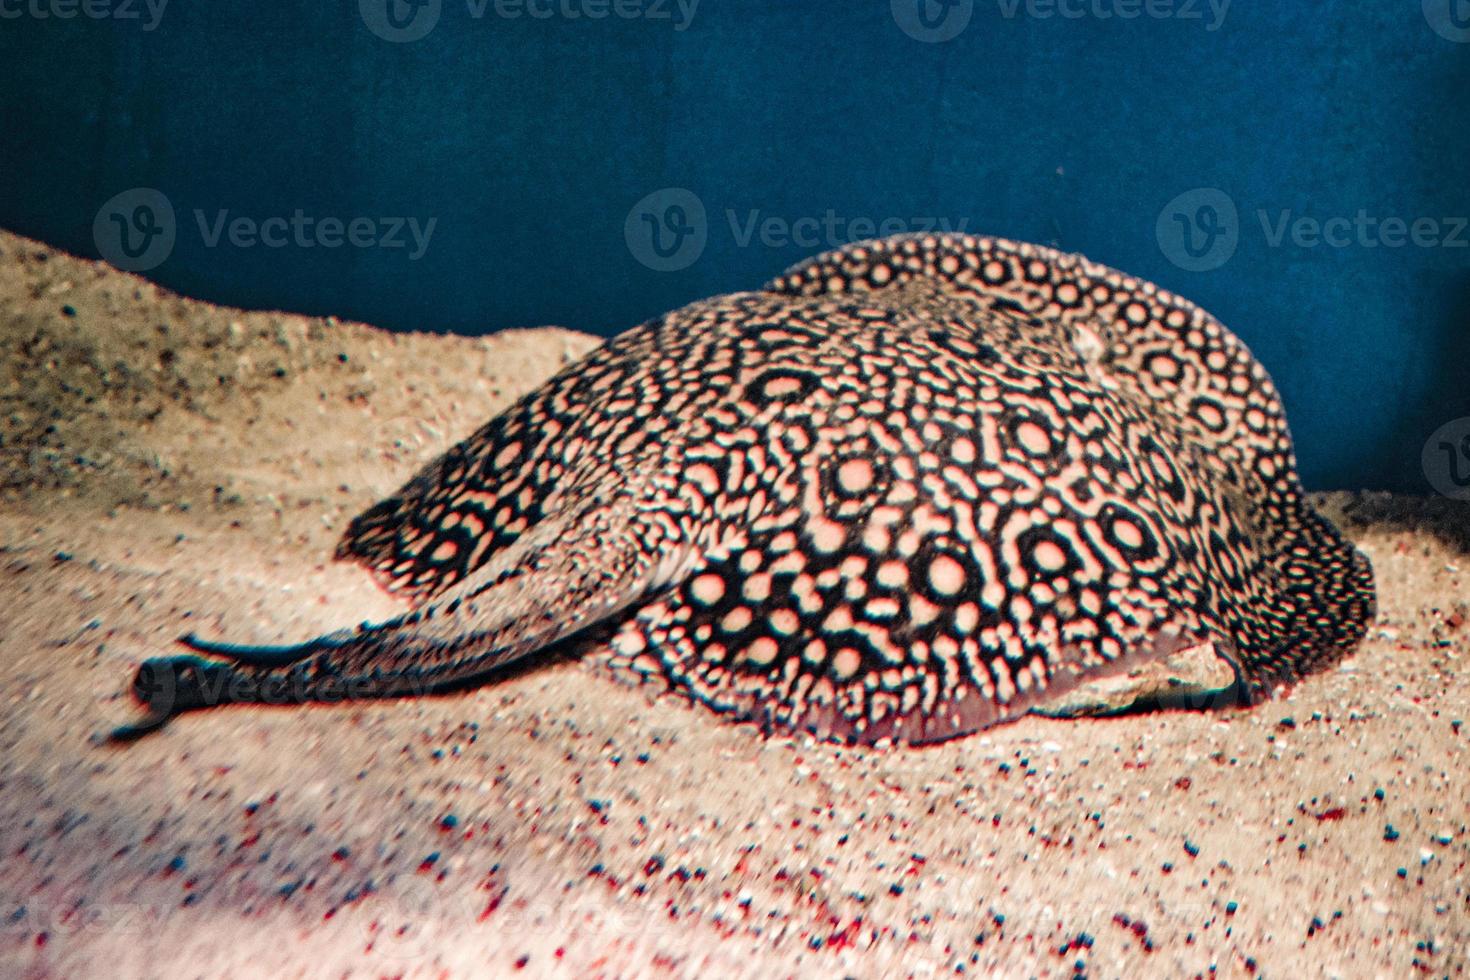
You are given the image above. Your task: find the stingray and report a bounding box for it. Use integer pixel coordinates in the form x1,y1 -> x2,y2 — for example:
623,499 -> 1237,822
115,234 -> 1376,745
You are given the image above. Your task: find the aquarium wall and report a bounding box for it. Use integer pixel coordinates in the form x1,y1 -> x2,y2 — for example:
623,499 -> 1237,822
2,2 -> 1467,491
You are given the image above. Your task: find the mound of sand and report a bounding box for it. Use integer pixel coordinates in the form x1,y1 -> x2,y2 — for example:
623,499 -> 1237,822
0,231 -> 1465,978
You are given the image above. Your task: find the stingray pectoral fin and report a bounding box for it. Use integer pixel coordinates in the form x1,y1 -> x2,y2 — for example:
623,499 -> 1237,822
334,436 -> 510,606
1029,636 -> 1245,720
117,490 -> 716,735
787,629 -> 1235,746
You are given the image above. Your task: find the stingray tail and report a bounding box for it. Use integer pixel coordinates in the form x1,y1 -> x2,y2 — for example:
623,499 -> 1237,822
111,490 -> 710,740
109,616 -> 499,741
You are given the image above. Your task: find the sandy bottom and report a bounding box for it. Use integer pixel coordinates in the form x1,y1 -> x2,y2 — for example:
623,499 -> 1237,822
0,231 -> 1465,978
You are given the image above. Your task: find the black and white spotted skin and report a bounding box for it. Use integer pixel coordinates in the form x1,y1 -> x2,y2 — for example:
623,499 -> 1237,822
122,234 -> 1376,745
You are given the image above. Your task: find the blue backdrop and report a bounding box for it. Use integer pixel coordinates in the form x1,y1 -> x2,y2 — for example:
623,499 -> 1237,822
3,1 -> 1468,491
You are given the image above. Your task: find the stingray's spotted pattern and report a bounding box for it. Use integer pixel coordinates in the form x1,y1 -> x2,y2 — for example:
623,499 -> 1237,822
124,234 -> 1375,745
